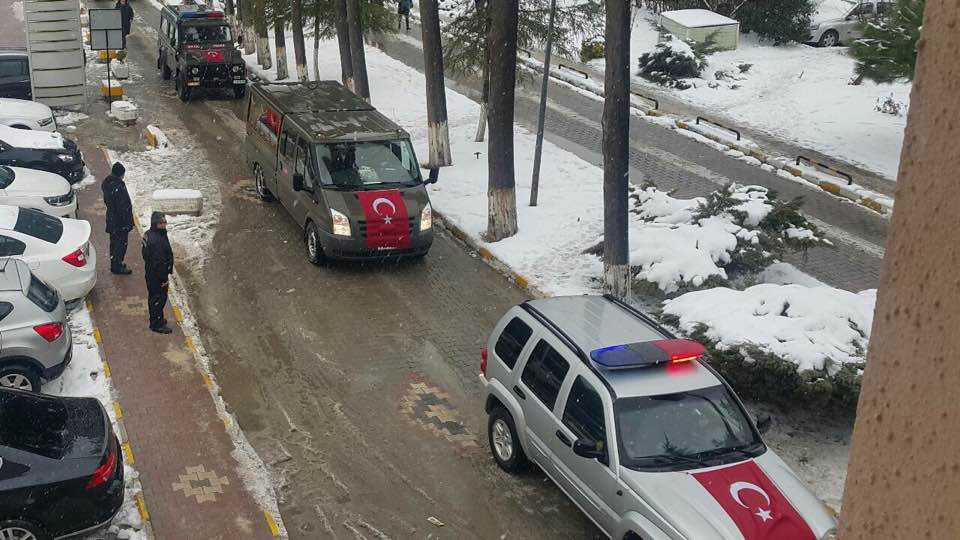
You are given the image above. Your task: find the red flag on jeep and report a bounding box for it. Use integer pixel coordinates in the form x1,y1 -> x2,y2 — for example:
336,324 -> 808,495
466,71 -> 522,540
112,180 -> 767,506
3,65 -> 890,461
203,49 -> 225,62
356,190 -> 411,250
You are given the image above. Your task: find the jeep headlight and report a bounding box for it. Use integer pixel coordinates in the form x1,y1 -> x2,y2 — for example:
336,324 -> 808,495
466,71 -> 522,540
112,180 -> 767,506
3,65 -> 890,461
38,117 -> 54,127
232,64 -> 242,72
190,66 -> 200,75
419,204 -> 432,232
57,154 -> 75,162
331,209 -> 351,236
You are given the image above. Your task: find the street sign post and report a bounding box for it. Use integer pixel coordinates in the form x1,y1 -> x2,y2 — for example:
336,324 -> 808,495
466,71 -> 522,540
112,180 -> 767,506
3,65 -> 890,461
88,8 -> 123,103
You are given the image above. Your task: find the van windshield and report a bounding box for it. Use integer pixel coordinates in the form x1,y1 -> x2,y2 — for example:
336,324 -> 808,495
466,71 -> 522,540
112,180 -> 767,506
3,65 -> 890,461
313,140 -> 421,189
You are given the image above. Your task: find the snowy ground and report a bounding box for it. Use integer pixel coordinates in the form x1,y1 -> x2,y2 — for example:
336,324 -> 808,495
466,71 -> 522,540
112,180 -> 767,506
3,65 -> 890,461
45,306 -> 149,540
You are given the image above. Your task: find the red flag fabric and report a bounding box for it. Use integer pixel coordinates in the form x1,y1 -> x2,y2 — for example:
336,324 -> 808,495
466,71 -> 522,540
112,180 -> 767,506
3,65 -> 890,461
691,460 -> 815,540
356,190 -> 411,250
203,49 -> 225,62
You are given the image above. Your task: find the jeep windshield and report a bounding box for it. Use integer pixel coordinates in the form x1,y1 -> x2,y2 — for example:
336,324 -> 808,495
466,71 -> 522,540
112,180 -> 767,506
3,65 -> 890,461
313,140 -> 422,189
615,384 -> 764,471
183,24 -> 232,44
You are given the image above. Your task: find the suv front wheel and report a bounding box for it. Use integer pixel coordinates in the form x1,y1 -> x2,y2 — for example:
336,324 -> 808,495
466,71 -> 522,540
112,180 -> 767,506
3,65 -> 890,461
488,407 -> 528,473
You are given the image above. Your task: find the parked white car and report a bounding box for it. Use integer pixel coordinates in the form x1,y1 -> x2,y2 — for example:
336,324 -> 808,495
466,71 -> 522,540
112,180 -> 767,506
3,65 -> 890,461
0,166 -> 76,218
808,0 -> 895,47
0,205 -> 95,301
0,98 -> 57,131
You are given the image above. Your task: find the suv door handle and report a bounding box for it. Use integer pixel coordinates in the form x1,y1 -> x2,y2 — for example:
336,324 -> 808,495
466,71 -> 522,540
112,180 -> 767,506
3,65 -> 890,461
512,385 -> 526,400
555,430 -> 572,447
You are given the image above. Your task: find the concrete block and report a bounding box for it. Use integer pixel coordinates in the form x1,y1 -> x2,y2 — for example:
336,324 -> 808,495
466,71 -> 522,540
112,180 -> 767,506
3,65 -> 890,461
109,59 -> 130,79
110,101 -> 138,124
100,79 -> 123,99
145,125 -> 170,149
96,50 -> 117,63
152,189 -> 203,216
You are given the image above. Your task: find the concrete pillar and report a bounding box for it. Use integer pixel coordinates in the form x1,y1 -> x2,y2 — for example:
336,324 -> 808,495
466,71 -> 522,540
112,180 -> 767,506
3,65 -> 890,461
839,2 -> 960,538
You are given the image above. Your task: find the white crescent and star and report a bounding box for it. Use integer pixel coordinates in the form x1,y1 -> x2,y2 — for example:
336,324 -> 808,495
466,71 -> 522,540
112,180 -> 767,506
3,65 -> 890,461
729,481 -> 774,523
372,197 -> 397,224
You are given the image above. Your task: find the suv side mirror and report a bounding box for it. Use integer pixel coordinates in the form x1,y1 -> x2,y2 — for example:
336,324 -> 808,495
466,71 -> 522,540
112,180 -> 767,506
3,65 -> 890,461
573,439 -> 607,461
292,173 -> 304,192
756,414 -> 772,434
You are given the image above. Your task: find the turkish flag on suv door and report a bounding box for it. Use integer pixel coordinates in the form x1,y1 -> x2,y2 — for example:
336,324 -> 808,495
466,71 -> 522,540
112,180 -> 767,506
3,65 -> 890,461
356,190 -> 411,249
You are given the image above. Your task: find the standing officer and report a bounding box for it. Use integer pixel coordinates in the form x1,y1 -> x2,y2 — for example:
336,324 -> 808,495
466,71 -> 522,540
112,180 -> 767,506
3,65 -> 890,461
102,162 -> 133,275
142,212 -> 174,334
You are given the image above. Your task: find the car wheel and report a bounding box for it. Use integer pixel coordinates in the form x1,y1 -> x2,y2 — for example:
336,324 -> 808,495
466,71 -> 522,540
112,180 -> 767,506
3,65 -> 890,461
819,30 -> 839,47
253,163 -> 274,201
305,222 -> 325,266
0,520 -> 49,540
0,365 -> 40,392
233,84 -> 246,99
176,72 -> 190,102
488,407 -> 527,473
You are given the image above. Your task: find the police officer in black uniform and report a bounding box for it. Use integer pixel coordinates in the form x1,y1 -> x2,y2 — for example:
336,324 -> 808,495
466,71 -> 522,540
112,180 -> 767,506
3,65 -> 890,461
102,162 -> 134,275
142,212 -> 173,334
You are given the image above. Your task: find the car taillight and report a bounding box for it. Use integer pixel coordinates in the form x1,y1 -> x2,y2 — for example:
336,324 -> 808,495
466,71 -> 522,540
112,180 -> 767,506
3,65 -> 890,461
481,347 -> 488,376
33,322 -> 63,342
86,443 -> 117,490
62,248 -> 87,267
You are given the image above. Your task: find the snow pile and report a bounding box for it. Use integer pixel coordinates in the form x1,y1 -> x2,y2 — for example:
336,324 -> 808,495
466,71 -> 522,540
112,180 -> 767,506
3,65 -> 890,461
663,284 -> 875,371
55,111 -> 90,126
0,124 -> 65,149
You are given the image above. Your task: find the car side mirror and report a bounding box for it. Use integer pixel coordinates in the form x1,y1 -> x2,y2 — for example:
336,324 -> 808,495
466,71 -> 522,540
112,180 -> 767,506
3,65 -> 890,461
292,173 -> 304,192
756,414 -> 772,434
573,439 -> 607,461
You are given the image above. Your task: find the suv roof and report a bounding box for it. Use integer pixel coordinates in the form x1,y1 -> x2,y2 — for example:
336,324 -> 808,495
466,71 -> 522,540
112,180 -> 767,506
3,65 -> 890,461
524,296 -> 720,398
0,258 -> 29,293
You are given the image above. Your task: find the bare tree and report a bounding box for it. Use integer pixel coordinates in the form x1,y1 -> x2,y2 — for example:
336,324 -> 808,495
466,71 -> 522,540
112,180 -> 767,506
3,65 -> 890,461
602,0 -> 631,299
274,12 -> 289,79
255,0 -> 273,69
345,0 -> 370,99
334,0 -> 355,90
420,0 -> 451,169
241,0 -> 256,55
313,5 -> 322,81
485,0 -> 519,241
290,0 -> 308,80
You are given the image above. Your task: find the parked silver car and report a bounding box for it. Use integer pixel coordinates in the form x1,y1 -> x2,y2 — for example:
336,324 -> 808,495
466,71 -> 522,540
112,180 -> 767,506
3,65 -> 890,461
0,258 -> 72,392
480,295 -> 836,540
808,0 -> 895,47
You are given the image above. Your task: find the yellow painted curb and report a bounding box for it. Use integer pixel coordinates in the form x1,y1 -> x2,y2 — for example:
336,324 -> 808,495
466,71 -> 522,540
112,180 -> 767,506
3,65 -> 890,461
135,493 -> 150,522
121,441 -> 135,465
113,400 -> 123,420
819,181 -> 842,195
783,165 -> 804,177
93,327 -> 102,343
860,197 -> 887,214
103,361 -> 112,378
477,247 -> 493,261
514,275 -> 529,289
201,372 -> 214,391
222,415 -> 232,428
185,335 -> 196,353
173,305 -> 184,322
676,120 -> 690,130
264,511 -> 280,537
748,149 -> 767,162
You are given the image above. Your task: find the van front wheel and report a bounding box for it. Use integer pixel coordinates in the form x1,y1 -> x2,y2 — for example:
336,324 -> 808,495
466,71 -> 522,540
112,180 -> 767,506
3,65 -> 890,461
305,222 -> 325,266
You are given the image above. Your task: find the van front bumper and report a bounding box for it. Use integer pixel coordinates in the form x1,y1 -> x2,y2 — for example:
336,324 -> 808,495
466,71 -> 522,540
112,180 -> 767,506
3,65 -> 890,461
321,229 -> 433,261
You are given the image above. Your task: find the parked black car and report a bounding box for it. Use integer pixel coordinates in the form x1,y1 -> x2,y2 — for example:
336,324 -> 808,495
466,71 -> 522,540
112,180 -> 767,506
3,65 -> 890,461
0,49 -> 31,101
0,388 -> 124,540
0,128 -> 84,185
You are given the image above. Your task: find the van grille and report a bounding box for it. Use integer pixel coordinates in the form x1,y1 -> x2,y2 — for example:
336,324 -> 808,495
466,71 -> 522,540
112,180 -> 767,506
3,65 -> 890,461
357,216 -> 417,238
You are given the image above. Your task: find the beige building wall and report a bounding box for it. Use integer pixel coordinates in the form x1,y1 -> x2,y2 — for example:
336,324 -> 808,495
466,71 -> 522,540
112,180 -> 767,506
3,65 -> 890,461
839,1 -> 960,538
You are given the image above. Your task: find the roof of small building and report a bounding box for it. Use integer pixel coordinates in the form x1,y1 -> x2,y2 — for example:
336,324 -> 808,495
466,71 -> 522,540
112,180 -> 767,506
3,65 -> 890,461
661,9 -> 738,28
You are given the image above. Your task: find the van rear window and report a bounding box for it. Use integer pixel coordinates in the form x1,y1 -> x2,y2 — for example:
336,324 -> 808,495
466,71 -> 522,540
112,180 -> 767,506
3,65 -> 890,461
495,317 -> 532,369
15,208 -> 63,244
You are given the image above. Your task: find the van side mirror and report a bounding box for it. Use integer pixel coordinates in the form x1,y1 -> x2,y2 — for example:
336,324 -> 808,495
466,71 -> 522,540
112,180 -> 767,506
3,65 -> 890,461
573,439 -> 607,462
756,414 -> 772,434
292,173 -> 304,192
426,168 -> 439,185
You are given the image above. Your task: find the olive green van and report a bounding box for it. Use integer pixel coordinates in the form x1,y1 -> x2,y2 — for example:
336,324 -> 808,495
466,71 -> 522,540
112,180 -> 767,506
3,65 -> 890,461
244,81 -> 435,263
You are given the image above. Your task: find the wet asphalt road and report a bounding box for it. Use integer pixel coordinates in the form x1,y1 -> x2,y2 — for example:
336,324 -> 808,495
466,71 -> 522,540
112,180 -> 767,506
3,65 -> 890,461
86,2 -> 602,538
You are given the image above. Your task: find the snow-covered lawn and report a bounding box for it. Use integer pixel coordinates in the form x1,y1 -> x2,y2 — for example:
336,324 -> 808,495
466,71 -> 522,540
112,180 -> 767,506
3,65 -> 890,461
44,306 -> 148,540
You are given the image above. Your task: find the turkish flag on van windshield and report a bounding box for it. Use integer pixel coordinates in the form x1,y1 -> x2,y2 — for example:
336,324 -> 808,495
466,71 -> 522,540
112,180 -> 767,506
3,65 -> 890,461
357,190 -> 411,250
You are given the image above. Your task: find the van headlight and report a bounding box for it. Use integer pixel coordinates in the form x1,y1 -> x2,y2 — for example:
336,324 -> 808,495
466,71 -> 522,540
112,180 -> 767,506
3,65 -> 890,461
331,209 -> 351,236
38,117 -> 54,126
420,204 -> 432,232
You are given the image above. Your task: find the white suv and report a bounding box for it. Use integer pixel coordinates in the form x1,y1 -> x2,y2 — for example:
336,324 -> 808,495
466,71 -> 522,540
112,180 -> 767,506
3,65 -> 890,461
480,295 -> 837,540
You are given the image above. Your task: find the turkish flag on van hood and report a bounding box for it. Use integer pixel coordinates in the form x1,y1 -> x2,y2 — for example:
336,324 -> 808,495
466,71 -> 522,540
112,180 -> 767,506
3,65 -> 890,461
691,460 -> 815,540
202,49 -> 225,62
356,190 -> 411,250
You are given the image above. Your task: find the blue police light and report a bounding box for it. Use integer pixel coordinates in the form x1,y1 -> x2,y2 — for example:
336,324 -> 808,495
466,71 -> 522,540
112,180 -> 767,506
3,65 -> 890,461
590,339 -> 706,370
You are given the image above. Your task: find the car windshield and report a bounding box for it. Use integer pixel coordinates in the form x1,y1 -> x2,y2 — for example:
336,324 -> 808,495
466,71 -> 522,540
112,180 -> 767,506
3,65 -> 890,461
0,166 -> 13,189
616,385 -> 762,471
313,140 -> 422,189
14,208 -> 63,244
183,24 -> 231,43
0,391 -> 67,459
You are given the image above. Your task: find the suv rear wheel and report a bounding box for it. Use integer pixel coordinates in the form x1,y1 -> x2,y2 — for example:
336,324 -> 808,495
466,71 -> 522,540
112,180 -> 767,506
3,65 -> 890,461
0,519 -> 50,540
488,407 -> 527,473
0,364 -> 40,392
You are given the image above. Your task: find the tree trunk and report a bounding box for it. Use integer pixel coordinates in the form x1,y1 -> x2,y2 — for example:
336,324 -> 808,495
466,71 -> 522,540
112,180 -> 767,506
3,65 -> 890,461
485,0 -> 519,242
602,0 -> 631,299
345,0 -> 370,100
275,14 -> 288,80
420,0 -> 451,168
241,0 -> 256,55
224,0 -> 234,18
474,1 -> 491,142
290,0 -> 307,80
255,0 -> 272,69
334,0 -> 354,90
312,11 -> 321,81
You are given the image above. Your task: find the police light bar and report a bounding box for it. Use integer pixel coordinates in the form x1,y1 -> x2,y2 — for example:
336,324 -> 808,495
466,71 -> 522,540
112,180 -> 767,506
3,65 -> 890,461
590,339 -> 706,370
179,9 -> 224,18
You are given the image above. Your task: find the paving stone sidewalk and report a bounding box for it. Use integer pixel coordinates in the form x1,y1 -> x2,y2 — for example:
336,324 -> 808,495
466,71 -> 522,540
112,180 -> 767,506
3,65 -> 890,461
80,143 -> 279,540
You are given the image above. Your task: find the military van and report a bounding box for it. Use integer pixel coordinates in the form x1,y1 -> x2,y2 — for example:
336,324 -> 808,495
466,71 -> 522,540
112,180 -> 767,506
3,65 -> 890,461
244,81 -> 435,264
157,5 -> 246,102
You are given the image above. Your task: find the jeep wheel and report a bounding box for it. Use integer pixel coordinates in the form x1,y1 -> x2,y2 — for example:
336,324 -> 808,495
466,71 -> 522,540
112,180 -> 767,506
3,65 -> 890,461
233,84 -> 246,99
161,57 -> 171,80
253,163 -> 274,201
488,407 -> 527,473
176,72 -> 190,102
305,222 -> 325,266
0,364 -> 41,392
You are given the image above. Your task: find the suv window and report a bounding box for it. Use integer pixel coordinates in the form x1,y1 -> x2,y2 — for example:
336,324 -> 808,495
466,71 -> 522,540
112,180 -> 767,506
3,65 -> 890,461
521,341 -> 569,410
850,2 -> 875,16
0,59 -> 27,78
563,377 -> 606,444
0,235 -> 25,256
0,302 -> 12,321
494,317 -> 532,369
14,208 -> 63,244
27,274 -> 58,312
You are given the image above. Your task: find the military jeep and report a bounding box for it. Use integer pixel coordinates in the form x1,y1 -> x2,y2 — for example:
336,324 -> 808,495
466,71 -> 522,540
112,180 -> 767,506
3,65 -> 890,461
157,5 -> 246,101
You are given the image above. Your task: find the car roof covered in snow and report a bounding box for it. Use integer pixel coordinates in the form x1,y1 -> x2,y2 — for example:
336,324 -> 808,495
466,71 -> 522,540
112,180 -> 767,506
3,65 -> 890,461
523,295 -> 721,398
661,9 -> 738,28
0,124 -> 65,149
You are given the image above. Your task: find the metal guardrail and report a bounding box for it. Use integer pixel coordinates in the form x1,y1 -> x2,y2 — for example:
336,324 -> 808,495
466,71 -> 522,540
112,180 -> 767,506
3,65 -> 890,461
696,116 -> 741,141
630,91 -> 659,110
557,63 -> 590,79
796,156 -> 854,185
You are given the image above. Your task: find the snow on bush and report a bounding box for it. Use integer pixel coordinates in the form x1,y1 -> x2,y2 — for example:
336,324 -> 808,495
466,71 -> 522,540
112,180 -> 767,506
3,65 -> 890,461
627,183 -> 827,293
875,93 -> 907,116
663,284 -> 876,372
637,36 -> 704,89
